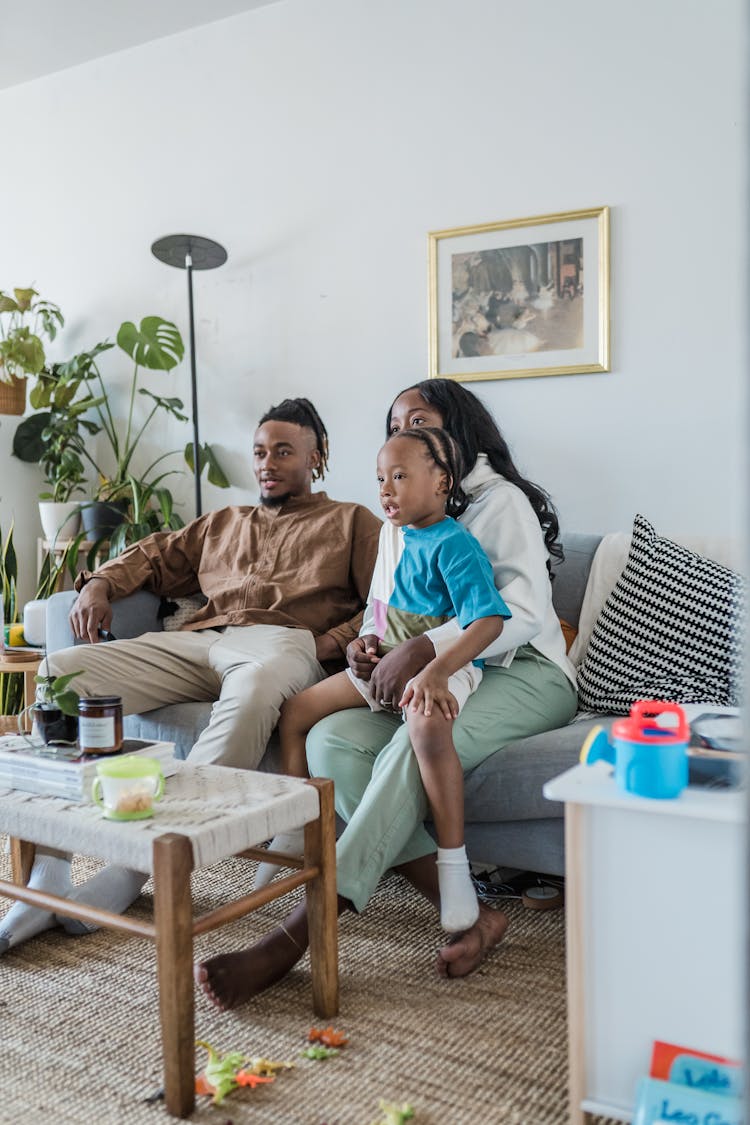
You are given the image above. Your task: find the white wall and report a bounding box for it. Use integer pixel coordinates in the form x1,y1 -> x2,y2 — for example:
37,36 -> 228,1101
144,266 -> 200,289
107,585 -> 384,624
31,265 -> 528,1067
0,0 -> 746,603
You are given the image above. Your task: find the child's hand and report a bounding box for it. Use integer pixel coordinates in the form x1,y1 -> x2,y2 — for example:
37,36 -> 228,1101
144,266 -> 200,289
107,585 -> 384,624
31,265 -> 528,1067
346,634 -> 381,681
399,667 -> 458,720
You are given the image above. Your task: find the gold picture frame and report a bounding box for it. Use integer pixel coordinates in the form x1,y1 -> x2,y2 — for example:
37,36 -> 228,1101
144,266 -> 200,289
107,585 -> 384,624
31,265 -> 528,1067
428,206 -> 610,382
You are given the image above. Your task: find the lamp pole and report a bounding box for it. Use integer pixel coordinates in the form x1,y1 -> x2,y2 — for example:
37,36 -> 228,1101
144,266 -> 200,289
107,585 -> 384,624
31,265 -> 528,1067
184,250 -> 201,516
151,233 -> 228,519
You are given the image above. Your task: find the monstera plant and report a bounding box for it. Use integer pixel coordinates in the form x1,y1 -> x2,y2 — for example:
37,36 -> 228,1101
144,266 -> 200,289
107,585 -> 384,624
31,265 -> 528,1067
14,314 -> 230,555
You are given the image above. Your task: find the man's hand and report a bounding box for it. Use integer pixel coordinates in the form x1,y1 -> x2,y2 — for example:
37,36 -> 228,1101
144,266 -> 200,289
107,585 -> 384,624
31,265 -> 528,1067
315,632 -> 344,664
370,634 -> 435,708
346,634 -> 381,682
70,579 -> 113,644
400,663 -> 458,721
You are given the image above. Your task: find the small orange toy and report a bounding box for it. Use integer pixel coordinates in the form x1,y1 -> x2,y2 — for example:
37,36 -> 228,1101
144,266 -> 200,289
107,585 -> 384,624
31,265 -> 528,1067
235,1072 -> 276,1089
308,1026 -> 348,1048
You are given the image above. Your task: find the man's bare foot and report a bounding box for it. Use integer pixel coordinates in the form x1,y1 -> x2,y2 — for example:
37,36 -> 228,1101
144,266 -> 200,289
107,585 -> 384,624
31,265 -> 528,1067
435,904 -> 508,978
194,926 -> 305,1010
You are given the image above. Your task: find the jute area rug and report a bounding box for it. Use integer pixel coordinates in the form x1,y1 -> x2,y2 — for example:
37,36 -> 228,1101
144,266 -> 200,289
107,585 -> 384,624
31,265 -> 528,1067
0,845 -> 620,1125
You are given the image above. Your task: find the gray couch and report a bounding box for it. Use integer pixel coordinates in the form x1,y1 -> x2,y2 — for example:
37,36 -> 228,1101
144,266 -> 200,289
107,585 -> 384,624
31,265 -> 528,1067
45,532 -> 606,877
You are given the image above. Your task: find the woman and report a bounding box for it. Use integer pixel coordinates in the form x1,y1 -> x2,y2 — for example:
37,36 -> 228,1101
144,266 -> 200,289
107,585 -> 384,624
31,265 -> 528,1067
196,379 -> 577,1009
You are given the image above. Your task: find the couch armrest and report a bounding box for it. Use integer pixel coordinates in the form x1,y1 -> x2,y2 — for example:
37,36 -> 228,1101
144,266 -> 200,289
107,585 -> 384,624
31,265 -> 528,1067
45,590 -> 164,653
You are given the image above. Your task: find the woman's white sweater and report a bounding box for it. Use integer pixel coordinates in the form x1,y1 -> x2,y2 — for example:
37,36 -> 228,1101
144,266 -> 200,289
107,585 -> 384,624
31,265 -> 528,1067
426,454 -> 576,686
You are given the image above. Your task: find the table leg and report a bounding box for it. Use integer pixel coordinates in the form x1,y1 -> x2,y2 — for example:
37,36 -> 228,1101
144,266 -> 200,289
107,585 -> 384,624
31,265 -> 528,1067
22,669 -> 37,727
10,838 -> 35,885
153,832 -> 195,1118
565,803 -> 589,1125
304,778 -> 339,1019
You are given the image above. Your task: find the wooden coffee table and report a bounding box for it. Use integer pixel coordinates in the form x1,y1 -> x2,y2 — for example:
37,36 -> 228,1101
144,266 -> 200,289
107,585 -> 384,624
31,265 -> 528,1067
0,763 -> 338,1118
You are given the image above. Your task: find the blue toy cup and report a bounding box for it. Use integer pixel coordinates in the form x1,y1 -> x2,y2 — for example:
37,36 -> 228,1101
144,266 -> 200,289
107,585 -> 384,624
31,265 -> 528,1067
582,700 -> 690,799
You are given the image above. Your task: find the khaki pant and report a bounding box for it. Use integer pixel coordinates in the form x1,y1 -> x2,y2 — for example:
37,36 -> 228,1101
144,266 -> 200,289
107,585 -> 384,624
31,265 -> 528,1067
46,625 -> 326,769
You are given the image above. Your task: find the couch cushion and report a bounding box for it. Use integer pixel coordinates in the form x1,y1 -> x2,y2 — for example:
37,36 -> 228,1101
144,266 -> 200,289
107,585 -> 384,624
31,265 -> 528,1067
552,532 -> 603,629
576,514 -> 745,714
463,716 -> 612,822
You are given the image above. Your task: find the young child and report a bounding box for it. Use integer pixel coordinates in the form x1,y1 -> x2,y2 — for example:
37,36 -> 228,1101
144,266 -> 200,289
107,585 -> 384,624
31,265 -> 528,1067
256,426 -> 511,933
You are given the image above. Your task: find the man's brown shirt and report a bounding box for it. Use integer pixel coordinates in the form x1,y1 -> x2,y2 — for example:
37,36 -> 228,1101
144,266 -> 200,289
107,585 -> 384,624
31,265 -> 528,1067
76,493 -> 382,656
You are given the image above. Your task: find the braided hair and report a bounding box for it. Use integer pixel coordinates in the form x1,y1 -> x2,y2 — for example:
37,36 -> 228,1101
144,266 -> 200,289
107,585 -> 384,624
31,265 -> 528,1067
387,426 -> 468,519
258,397 -> 330,480
386,379 -> 563,570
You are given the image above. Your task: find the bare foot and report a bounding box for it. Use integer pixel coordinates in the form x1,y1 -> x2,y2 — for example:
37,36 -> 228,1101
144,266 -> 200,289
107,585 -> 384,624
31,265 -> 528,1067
436,904 -> 508,978
194,926 -> 305,1010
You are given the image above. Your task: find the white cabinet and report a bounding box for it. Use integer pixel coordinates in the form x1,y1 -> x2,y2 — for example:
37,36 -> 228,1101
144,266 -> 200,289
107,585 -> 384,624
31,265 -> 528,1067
544,763 -> 745,1123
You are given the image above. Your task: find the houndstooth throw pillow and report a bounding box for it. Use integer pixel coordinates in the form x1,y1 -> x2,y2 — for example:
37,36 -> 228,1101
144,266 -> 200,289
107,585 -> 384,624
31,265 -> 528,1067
576,514 -> 745,714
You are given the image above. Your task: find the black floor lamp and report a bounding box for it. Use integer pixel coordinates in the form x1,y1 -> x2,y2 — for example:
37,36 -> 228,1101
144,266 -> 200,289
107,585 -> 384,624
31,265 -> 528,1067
151,233 -> 228,518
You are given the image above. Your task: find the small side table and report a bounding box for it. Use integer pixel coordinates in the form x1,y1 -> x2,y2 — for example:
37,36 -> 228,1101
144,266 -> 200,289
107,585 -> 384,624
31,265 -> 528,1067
0,652 -> 43,731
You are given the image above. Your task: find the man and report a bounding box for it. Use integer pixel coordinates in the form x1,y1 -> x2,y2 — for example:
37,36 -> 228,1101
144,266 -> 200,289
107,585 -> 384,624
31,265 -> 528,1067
47,396 -> 381,770
0,398 -> 380,954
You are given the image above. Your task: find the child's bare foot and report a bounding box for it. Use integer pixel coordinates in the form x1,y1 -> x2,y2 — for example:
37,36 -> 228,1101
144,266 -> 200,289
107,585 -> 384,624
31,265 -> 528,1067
436,904 -> 508,978
194,925 -> 305,1010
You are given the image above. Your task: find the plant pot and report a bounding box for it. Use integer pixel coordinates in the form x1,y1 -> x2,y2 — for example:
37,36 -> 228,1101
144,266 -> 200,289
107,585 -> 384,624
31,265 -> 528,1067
33,704 -> 78,746
80,500 -> 128,542
39,500 -> 82,543
0,375 -> 26,415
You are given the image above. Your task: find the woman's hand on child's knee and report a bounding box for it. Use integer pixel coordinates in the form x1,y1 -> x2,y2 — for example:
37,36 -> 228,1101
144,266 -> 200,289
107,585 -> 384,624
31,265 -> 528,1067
346,635 -> 380,681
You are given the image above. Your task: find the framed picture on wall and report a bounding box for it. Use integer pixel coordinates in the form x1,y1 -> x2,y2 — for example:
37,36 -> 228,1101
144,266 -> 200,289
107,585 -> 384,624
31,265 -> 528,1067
428,205 -> 610,382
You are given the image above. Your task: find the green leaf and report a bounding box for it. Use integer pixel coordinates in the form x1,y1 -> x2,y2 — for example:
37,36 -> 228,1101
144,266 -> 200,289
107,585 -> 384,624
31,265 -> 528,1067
116,317 -> 184,371
13,287 -> 37,311
56,341 -> 114,379
184,441 -> 231,488
154,488 -> 173,524
204,444 -> 230,488
0,329 -> 45,375
55,690 -> 81,717
13,412 -> 52,461
139,389 -> 187,421
0,294 -> 19,313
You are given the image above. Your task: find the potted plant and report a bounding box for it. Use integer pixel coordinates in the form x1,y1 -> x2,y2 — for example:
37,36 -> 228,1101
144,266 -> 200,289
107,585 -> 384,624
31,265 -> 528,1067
0,288 -> 64,415
13,314 -> 230,558
0,522 -> 78,727
13,356 -> 106,543
32,667 -> 82,745
72,316 -> 229,550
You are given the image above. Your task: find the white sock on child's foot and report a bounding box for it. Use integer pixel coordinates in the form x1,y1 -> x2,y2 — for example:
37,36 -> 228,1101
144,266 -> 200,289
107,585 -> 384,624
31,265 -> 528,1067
254,828 -> 305,890
57,865 -> 149,935
437,845 -> 480,934
0,853 -> 72,952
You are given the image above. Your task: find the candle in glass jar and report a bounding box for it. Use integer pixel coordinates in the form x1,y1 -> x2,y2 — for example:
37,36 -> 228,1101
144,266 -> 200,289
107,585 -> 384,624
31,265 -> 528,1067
78,696 -> 123,754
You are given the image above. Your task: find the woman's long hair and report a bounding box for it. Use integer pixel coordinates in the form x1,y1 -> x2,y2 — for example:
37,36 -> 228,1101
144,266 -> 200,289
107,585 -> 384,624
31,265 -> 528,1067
386,379 -> 563,570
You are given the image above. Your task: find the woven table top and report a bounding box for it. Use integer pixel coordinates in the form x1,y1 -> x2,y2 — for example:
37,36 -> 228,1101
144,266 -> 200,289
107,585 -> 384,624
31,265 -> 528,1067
0,762 -> 320,872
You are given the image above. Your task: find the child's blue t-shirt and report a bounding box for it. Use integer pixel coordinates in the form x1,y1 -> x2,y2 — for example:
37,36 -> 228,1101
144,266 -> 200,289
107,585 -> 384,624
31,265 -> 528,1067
363,517 -> 511,665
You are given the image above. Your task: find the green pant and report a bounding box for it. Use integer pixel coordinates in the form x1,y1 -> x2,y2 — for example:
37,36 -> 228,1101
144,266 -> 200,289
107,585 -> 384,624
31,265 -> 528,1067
306,645 -> 577,912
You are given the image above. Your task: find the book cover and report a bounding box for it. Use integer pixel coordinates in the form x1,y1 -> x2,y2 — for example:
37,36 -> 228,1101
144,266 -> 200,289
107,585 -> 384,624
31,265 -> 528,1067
650,1040 -> 743,1098
0,737 -> 177,801
633,1076 -> 743,1125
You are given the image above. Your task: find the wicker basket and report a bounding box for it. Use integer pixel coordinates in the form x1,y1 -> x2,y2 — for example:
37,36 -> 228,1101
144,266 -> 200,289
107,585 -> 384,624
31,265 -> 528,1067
0,375 -> 26,415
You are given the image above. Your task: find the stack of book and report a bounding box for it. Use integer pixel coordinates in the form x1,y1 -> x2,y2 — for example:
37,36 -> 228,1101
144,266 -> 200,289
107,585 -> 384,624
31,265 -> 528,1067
633,1040 -> 743,1124
0,735 -> 178,802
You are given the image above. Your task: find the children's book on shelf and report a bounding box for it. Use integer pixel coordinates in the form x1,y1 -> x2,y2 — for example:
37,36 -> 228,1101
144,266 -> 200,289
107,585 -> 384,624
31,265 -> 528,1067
633,1075 -> 742,1125
650,1039 -> 743,1098
0,735 -> 177,801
